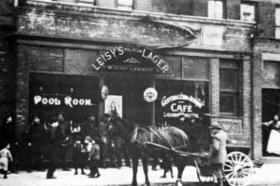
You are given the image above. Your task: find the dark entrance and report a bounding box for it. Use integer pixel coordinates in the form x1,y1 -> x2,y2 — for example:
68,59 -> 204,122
105,76 -> 153,125
262,89 -> 280,156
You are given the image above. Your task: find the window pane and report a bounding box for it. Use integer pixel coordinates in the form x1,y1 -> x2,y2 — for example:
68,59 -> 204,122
163,56 -> 181,78
220,94 -> 235,113
208,1 -> 216,18
215,1 -> 223,19
208,1 -> 223,19
118,0 -> 133,6
183,57 -> 209,80
241,4 -> 255,22
220,69 -> 237,90
276,8 -> 280,26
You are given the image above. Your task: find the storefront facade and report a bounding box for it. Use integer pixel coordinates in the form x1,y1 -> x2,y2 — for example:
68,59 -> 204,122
252,38 -> 280,159
15,1 -> 254,156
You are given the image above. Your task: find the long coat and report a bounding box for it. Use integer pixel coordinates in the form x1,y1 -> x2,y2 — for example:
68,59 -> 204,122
0,148 -> 13,171
209,130 -> 227,164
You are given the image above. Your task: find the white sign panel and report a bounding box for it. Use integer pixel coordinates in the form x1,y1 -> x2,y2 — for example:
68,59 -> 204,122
105,95 -> 123,118
202,26 -> 224,46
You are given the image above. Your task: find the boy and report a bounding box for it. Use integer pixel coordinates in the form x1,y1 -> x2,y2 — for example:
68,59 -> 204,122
85,136 -> 101,178
0,143 -> 13,179
73,136 -> 86,175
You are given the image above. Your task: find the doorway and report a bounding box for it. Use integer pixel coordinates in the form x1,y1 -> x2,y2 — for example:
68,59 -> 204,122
262,89 -> 280,156
105,76 -> 153,125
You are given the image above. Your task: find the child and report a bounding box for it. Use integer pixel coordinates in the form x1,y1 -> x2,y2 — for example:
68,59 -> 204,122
0,143 -> 13,179
160,150 -> 173,178
85,136 -> 100,178
73,137 -> 86,175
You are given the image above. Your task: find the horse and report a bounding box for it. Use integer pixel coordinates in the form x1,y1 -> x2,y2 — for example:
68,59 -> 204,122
105,116 -> 193,186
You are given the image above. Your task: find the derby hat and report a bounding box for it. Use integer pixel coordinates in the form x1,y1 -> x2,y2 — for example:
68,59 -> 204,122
209,122 -> 223,130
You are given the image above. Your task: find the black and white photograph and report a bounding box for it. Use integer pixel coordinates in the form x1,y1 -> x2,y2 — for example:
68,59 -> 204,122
0,0 -> 280,186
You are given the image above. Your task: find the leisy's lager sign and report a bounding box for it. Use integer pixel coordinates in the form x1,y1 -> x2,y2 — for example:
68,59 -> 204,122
92,45 -> 173,76
161,94 -> 203,118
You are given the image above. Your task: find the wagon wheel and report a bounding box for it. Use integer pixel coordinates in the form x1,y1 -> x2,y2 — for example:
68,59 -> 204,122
224,151 -> 254,186
194,160 -> 215,184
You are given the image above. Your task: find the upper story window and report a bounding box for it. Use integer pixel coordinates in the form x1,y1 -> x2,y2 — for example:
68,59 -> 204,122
276,7 -> 280,39
219,60 -> 241,116
208,0 -> 224,19
240,3 -> 255,22
117,0 -> 133,10
77,0 -> 95,5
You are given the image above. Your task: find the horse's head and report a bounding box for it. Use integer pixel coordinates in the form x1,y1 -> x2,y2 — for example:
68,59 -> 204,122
106,115 -> 125,138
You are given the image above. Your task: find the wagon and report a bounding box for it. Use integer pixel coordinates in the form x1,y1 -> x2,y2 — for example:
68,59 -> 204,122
192,146 -> 254,186
147,139 -> 254,186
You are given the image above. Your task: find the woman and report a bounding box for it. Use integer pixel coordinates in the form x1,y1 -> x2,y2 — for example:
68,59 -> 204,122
263,115 -> 280,155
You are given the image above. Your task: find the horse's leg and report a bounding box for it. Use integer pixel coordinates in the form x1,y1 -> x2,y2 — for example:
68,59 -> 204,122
132,157 -> 138,186
141,156 -> 150,186
175,157 -> 185,186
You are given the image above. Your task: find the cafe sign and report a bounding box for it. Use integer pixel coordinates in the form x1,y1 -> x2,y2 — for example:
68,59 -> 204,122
33,95 -> 94,108
92,45 -> 174,76
161,94 -> 203,118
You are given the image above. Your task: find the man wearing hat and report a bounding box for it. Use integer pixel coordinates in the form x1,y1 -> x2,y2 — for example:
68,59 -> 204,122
56,112 -> 71,171
208,121 -> 227,186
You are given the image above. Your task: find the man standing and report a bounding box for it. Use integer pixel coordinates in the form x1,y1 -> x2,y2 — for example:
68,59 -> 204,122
28,115 -> 46,171
57,112 -> 71,171
46,117 -> 60,179
209,122 -> 228,186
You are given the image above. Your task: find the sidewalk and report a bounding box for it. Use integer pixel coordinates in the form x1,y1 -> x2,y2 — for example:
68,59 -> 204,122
1,163 -> 280,186
247,163 -> 280,186
0,165 -> 201,186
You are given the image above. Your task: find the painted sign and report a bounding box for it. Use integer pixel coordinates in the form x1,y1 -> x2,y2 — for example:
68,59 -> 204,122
143,87 -> 158,102
161,94 -> 203,118
105,95 -> 123,118
92,45 -> 174,76
33,95 -> 93,108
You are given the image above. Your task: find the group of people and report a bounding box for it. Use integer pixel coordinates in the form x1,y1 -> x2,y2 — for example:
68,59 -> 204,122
0,112 -> 104,179
0,111 -> 228,186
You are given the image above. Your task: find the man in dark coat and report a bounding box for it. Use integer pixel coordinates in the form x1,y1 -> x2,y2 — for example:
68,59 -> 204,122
56,112 -> 71,171
81,115 -> 97,140
27,115 -> 46,171
46,117 -> 60,179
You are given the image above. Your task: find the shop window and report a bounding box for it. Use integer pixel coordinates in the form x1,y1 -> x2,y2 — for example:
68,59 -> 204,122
117,0 -> 133,10
183,57 -> 209,80
163,56 -> 182,78
276,7 -> 280,39
219,60 -> 241,116
208,0 -> 224,19
240,3 -> 255,22
155,79 -> 208,126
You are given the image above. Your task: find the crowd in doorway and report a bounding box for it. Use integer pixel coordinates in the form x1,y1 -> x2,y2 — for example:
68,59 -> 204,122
0,112 -> 131,179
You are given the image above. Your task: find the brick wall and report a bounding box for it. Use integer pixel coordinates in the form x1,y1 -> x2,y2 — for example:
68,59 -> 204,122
15,45 -> 29,140
210,58 -> 219,115
0,0 -> 16,126
242,58 -> 252,149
